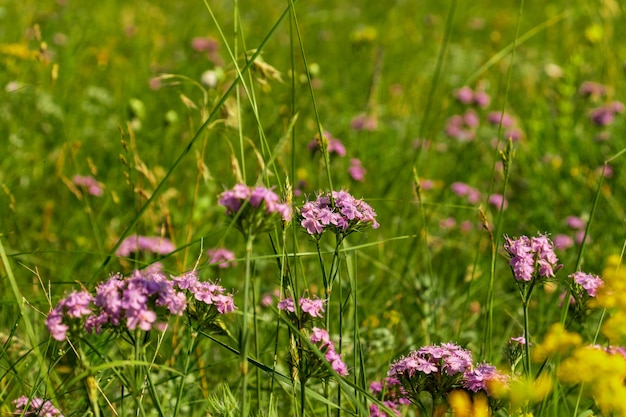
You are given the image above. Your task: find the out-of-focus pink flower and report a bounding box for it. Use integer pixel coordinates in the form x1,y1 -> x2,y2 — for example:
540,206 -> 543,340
206,248 -> 237,268
565,216 -> 586,230
351,113 -> 378,131
455,86 -> 474,104
553,234 -> 574,250
575,230 -> 588,245
348,158 -> 366,182
73,175 -> 103,197
307,131 -> 346,157
579,81 -> 606,98
487,111 -> 514,128
488,194 -> 508,210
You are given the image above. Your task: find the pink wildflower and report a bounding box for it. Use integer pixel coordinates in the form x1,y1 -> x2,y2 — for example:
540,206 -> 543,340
72,175 -> 103,197
348,158 -> 367,182
206,248 -> 237,268
116,235 -> 175,258
570,271 -> 603,297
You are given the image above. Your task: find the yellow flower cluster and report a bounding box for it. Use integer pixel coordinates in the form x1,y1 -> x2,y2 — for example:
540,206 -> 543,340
592,255 -> 626,342
491,374 -> 553,410
557,345 -> 626,416
530,323 -> 582,363
448,390 -> 489,417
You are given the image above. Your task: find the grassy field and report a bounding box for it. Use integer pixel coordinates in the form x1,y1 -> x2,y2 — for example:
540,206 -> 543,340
2,0 -> 626,416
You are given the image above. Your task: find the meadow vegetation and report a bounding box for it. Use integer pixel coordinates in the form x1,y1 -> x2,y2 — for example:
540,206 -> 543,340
2,0 -> 626,416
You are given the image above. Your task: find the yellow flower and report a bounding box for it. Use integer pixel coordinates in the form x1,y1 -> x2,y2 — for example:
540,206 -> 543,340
557,345 -> 626,415
531,323 -> 582,363
448,390 -> 490,417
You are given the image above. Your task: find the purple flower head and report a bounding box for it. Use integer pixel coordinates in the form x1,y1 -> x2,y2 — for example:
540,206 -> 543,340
310,327 -> 330,346
191,36 -> 219,53
310,328 -> 348,376
278,296 -> 327,319
369,376 -> 409,415
307,131 -> 346,157
218,184 -> 250,214
351,113 -> 378,131
504,233 -> 560,282
565,216 -> 586,230
206,247 -> 237,268
462,363 -> 509,394
510,336 -> 529,345
46,290 -> 94,341
445,114 -> 476,142
553,234 -> 574,250
85,269 -> 191,334
504,128 -> 523,142
589,102 -> 624,127
488,193 -> 508,210
388,343 -> 473,381
473,90 -> 490,108
450,182 -> 481,204
463,109 -> 480,128
579,81 -> 606,98
218,184 -> 292,233
116,235 -> 175,258
13,396 -> 65,417
454,86 -> 474,104
326,349 -> 349,376
299,190 -> 379,236
72,175 -> 103,197
487,111 -> 514,128
348,158 -> 367,182
570,271 -> 604,297
299,296 -> 326,318
277,297 -> 295,313
191,36 -> 222,64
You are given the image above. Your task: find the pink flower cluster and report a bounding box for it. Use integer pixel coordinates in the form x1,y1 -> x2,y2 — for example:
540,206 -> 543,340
72,175 -> 103,197
278,296 -> 326,318
46,269 -> 235,341
218,184 -> 292,222
504,233 -> 560,282
462,362 -> 508,394
387,343 -> 507,401
13,396 -> 64,417
116,235 -> 175,258
589,101 -> 625,127
348,158 -> 366,182
206,247 -> 237,268
310,327 -> 348,376
173,270 -> 236,314
445,109 -> 480,142
451,182 -> 481,204
570,271 -> 604,297
579,81 -> 607,98
454,86 -> 490,108
388,343 -> 473,379
369,377 -> 410,417
307,131 -> 346,156
299,190 -> 379,236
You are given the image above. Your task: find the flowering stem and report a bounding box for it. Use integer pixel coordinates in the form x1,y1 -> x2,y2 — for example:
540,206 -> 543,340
241,232 -> 255,414
521,281 -> 535,377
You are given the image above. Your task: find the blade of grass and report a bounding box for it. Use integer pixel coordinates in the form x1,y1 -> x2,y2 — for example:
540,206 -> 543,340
0,237 -> 59,402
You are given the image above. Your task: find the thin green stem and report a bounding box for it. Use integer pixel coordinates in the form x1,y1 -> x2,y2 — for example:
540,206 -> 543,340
173,324 -> 197,416
522,294 -> 532,377
241,232 -> 255,415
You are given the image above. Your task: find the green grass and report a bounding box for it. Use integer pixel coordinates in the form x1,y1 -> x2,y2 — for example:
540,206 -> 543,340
2,0 -> 626,416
